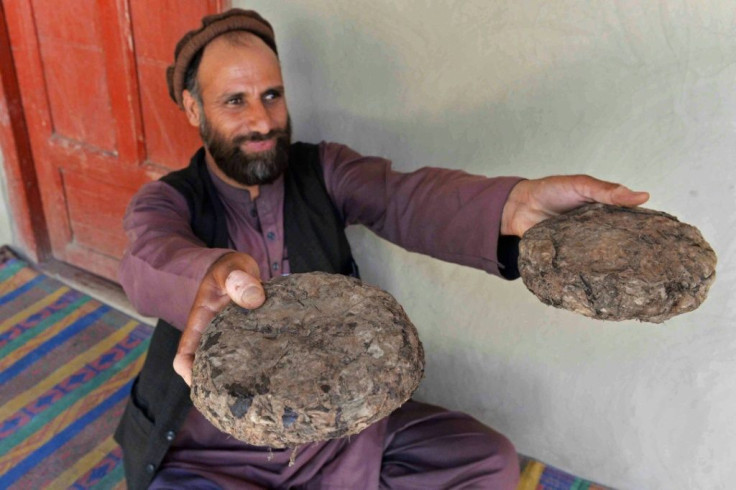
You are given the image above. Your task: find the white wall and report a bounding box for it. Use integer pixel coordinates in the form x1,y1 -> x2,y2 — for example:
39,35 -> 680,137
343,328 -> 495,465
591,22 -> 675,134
233,1 -> 736,488
0,149 -> 15,246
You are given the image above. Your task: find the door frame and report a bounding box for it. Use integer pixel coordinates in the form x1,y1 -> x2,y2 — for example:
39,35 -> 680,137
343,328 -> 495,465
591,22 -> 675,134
0,1 -> 49,263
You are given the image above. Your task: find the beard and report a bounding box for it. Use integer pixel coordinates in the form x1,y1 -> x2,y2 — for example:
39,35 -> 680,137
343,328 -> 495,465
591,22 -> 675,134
200,115 -> 291,187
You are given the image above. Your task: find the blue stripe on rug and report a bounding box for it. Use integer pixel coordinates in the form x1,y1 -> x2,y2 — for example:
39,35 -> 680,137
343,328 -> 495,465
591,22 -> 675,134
0,304 -> 110,385
0,380 -> 132,489
0,275 -> 45,306
0,259 -> 23,282
0,290 -> 86,351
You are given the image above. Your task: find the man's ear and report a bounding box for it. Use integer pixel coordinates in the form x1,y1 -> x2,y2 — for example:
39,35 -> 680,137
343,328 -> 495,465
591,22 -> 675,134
182,90 -> 202,128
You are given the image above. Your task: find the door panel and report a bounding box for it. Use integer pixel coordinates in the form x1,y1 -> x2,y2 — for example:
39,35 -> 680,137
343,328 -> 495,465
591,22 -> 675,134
131,0 -> 219,169
63,171 -> 133,259
38,36 -> 118,151
4,0 -> 227,280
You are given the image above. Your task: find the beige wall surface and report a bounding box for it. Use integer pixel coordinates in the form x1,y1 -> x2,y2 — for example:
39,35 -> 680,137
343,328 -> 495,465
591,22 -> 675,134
0,150 -> 14,246
233,1 -> 736,488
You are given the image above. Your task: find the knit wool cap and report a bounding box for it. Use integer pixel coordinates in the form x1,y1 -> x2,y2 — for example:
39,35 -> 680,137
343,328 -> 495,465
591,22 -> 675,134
166,8 -> 277,108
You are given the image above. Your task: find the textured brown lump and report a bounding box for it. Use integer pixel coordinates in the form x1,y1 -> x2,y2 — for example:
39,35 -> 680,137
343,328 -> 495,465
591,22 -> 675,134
191,272 -> 425,448
518,203 -> 716,323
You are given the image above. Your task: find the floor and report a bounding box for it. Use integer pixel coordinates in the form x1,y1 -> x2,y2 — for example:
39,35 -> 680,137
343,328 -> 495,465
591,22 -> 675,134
38,256 -> 156,326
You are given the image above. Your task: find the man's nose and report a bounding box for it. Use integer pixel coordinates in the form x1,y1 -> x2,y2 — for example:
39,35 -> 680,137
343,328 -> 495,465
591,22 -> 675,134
244,101 -> 272,135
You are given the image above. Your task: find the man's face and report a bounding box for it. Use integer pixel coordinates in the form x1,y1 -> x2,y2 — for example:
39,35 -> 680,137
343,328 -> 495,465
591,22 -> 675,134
198,110 -> 291,187
183,33 -> 291,187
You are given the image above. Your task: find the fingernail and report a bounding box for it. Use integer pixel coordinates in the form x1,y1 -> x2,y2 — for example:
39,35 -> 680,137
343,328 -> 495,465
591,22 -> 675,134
241,285 -> 263,305
225,270 -> 249,290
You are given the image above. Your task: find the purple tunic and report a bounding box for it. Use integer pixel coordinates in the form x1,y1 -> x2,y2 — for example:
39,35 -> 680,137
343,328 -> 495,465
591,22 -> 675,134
120,142 -> 522,489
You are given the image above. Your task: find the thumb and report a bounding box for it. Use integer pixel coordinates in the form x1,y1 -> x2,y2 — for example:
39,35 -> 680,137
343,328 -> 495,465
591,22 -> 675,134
225,270 -> 266,309
610,185 -> 650,207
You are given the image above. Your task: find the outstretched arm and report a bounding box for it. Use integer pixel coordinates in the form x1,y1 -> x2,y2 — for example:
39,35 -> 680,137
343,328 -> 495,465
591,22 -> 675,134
320,143 -> 650,274
500,175 -> 650,237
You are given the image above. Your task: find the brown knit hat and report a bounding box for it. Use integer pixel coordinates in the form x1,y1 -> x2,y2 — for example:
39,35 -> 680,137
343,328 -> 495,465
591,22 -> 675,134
166,8 -> 277,108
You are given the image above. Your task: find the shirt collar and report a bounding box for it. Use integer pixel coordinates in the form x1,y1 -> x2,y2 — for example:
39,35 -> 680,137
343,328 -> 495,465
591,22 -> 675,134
206,162 -> 285,208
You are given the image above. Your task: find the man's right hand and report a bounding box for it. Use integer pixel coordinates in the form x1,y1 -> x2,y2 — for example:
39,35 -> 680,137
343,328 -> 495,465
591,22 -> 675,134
173,252 -> 265,386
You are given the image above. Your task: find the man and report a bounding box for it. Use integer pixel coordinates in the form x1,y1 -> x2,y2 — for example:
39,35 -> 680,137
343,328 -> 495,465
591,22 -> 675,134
115,8 -> 649,490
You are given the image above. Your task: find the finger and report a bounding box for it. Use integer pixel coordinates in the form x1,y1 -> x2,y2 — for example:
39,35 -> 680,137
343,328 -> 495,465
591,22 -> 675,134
175,282 -> 230,386
225,270 -> 266,309
174,252 -> 265,386
174,252 -> 263,386
210,252 -> 262,288
173,352 -> 194,386
574,176 -> 649,207
610,185 -> 650,206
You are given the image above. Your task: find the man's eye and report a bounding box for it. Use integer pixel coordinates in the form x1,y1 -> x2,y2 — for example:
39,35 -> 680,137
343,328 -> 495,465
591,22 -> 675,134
263,90 -> 282,102
226,96 -> 243,105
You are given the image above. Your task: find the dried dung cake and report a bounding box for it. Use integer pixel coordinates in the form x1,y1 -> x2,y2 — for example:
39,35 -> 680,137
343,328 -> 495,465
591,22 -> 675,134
191,272 -> 424,448
518,203 -> 716,323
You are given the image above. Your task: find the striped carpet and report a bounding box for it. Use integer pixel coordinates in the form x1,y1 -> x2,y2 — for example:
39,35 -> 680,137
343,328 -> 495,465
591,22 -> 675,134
518,457 -> 610,490
0,249 -> 151,490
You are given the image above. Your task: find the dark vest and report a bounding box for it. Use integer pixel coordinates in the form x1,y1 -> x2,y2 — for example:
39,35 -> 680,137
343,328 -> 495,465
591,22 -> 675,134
114,143 -> 357,490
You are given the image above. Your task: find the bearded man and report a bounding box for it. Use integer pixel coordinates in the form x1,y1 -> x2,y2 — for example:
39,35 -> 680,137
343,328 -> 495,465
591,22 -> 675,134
115,9 -> 649,490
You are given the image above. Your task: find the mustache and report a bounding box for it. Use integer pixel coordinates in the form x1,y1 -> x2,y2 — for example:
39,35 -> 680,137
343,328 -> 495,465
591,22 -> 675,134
233,127 -> 289,145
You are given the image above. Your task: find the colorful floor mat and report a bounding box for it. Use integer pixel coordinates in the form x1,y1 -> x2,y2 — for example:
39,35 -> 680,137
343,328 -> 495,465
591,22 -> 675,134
518,456 -> 611,490
0,249 -> 151,490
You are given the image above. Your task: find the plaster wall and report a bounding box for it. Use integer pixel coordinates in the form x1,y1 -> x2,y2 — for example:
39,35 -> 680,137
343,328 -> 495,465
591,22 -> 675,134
0,149 -> 14,246
234,1 -> 736,488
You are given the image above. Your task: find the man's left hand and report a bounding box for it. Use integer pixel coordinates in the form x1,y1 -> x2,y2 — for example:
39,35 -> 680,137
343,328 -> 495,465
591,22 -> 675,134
500,174 -> 650,237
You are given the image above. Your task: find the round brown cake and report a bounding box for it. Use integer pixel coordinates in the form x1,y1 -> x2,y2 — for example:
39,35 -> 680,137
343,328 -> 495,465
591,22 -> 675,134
191,272 -> 424,448
518,203 -> 716,323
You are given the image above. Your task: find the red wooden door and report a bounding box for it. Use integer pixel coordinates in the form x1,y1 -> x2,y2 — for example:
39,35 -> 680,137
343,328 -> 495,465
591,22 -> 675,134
2,0 -> 227,280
